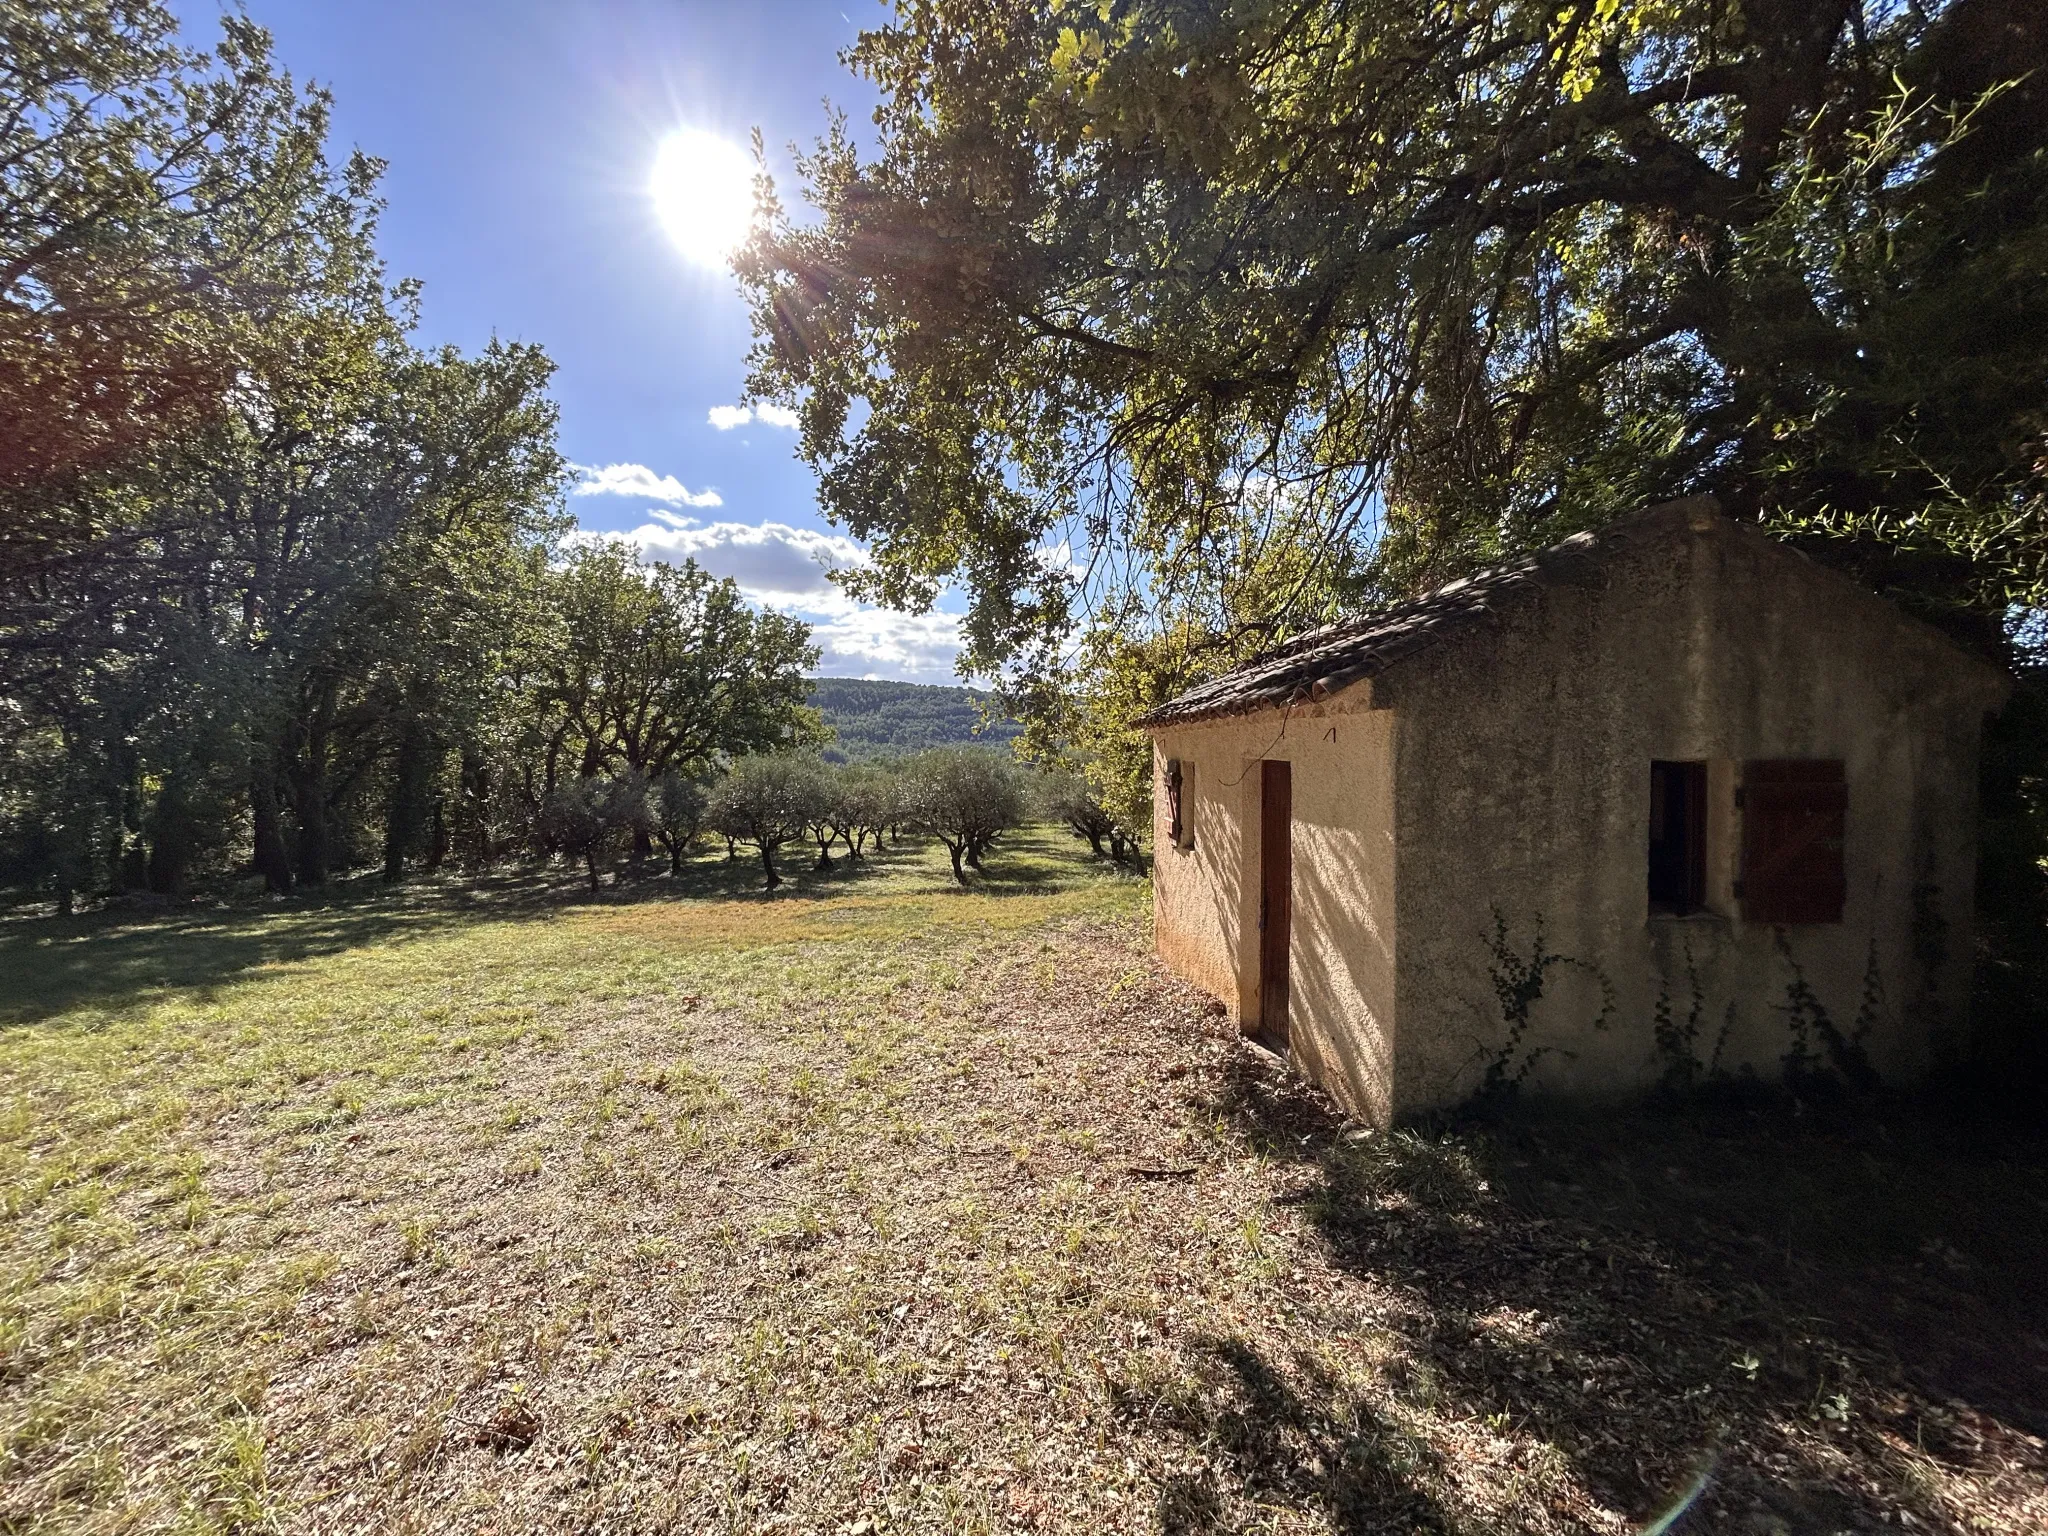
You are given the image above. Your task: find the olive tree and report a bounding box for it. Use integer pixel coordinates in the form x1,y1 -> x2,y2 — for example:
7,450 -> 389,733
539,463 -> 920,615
1040,766 -> 1122,860
708,754 -> 821,890
540,773 -> 651,892
652,770 -> 710,876
907,749 -> 1025,885
830,764 -> 895,860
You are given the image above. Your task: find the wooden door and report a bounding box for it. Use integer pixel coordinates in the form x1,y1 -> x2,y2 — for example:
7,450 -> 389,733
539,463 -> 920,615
1257,760 -> 1293,1050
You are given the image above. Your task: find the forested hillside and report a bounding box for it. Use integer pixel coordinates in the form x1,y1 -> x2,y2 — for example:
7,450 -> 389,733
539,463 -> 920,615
810,679 -> 1020,761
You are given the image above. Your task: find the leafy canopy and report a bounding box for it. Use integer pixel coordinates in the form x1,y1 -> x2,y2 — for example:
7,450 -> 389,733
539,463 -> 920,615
742,0 -> 2048,747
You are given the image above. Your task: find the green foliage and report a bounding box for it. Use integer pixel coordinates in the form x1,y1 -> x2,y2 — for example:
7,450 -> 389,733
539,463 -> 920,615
815,760 -> 901,860
651,771 -> 711,877
0,2 -> 826,905
742,0 -> 2048,824
707,755 -> 824,890
531,543 -> 824,784
1473,909 -> 1613,1109
0,0 -> 350,504
538,773 -> 652,893
1037,761 -> 1141,863
1650,945 -> 1737,1100
1774,932 -> 1880,1097
806,678 -> 1019,761
904,748 -> 1027,885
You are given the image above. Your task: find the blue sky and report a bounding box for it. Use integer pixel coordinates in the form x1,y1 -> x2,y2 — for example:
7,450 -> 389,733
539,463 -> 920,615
184,0 -> 968,681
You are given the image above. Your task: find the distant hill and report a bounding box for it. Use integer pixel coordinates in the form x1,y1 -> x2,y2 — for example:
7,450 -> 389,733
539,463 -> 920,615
809,677 -> 1021,762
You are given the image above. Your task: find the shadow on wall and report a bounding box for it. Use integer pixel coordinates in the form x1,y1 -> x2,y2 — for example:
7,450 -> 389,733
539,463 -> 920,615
1160,1046 -> 2048,1532
1288,828 -> 1396,1123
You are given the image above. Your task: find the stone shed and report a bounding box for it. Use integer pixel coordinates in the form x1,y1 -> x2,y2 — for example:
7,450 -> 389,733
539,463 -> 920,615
1139,499 -> 2010,1125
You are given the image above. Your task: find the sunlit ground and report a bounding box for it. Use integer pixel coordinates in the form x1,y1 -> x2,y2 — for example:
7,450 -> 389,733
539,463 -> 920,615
1,830 -> 2042,1533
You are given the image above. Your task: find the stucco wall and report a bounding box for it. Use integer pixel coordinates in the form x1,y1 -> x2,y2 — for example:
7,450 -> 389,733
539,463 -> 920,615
1382,512 -> 2006,1114
1151,702 -> 1399,1123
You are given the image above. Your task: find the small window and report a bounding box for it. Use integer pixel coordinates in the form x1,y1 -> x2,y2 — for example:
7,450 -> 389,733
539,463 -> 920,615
1740,760 -> 1846,924
1648,760 -> 1707,915
1164,758 -> 1185,846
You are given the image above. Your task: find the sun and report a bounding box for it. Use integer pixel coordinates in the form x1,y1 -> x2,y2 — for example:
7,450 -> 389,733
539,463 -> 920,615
650,128 -> 757,269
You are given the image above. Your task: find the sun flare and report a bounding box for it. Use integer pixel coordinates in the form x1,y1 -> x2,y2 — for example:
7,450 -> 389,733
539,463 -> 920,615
650,128 -> 756,269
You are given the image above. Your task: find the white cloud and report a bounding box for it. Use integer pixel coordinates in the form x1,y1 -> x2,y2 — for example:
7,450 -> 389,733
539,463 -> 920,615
610,515 -> 866,602
571,462 -> 722,507
810,607 -> 963,682
581,510 -> 964,683
1034,536 -> 1090,582
706,402 -> 800,431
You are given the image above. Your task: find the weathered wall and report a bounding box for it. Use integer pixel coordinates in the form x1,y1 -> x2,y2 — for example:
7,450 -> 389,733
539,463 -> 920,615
1150,701 -> 1399,1123
1382,508 -> 2007,1115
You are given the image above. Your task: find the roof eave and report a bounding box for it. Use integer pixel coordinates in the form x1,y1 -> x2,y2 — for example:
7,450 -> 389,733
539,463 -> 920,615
1139,669 -> 1376,732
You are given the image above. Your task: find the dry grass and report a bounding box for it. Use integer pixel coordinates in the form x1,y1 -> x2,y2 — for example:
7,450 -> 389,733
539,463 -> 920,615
0,829 -> 2042,1533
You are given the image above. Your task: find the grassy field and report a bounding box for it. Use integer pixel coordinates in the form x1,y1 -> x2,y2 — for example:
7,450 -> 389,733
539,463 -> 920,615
1,830 -> 2043,1534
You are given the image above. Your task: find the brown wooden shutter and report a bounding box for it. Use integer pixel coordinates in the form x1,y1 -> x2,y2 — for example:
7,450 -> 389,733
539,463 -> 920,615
1740,760 -> 1847,924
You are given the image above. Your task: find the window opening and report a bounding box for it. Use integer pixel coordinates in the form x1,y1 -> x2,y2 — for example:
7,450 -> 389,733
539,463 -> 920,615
1648,760 -> 1708,915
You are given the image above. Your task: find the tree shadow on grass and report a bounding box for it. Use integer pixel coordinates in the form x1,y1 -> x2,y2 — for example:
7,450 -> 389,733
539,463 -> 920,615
0,828 -> 1134,1027
1185,1051 -> 2048,1530
663,826 -> 1142,903
1110,1332 -> 1455,1534
0,864 -> 576,1029
0,842 -> 875,1028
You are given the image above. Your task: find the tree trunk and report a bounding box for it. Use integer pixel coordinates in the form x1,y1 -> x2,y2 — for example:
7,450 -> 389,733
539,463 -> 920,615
461,748 -> 494,867
293,685 -> 335,886
946,840 -> 967,885
760,839 -> 781,890
664,834 -> 684,877
250,766 -> 293,896
383,719 -> 433,882
584,849 -> 601,891
427,796 -> 449,871
292,768 -> 330,885
149,774 -> 191,895
107,742 -> 140,894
